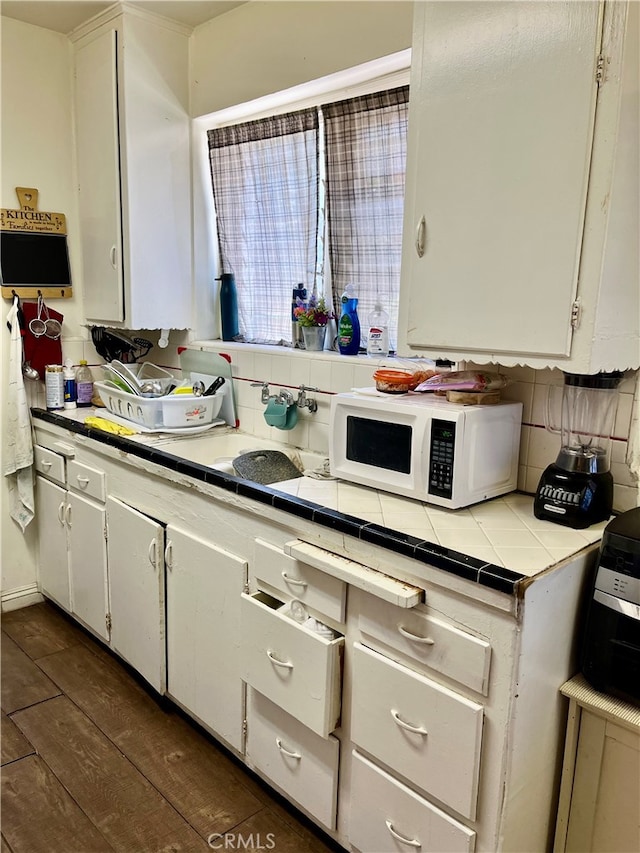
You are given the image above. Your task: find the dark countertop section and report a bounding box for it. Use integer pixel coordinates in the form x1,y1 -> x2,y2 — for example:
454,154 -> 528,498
32,407 -> 536,595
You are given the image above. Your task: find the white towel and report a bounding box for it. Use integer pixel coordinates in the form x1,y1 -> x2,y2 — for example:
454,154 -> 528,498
4,297 -> 34,531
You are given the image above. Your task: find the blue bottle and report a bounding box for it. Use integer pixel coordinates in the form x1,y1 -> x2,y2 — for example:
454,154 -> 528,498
338,284 -> 360,355
218,273 -> 239,341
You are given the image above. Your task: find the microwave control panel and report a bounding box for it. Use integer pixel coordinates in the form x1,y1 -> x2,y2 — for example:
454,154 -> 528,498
428,419 -> 456,499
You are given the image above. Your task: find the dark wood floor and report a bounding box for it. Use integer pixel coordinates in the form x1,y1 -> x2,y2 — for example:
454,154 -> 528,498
1,602 -> 338,853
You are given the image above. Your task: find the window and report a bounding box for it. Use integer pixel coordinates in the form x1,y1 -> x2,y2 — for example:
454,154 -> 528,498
207,81 -> 409,350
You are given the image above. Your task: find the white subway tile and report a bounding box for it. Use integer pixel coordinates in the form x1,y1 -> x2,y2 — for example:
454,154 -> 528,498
527,426 -> 561,469
613,484 -> 639,513
524,465 -> 545,495
614,391 -> 634,440
502,381 -> 534,422
309,358 -> 332,393
330,361 -> 355,394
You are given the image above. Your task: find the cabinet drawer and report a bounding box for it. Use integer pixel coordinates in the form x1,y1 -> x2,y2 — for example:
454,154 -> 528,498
34,446 -> 65,486
351,643 -> 483,820
67,460 -> 106,502
247,688 -> 339,830
351,751 -> 475,853
240,592 -> 343,737
254,538 -> 346,624
359,598 -> 491,695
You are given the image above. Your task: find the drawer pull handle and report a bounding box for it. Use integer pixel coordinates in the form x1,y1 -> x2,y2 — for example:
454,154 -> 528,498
386,820 -> 421,848
398,625 -> 435,645
57,502 -> 66,525
266,650 -> 294,670
65,503 -> 72,528
76,476 -> 90,487
275,738 -> 302,760
391,709 -> 428,737
148,540 -> 157,569
41,460 -> 52,470
164,541 -> 173,571
281,571 -> 307,588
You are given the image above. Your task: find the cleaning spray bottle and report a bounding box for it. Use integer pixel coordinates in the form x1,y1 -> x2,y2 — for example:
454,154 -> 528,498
338,284 -> 360,355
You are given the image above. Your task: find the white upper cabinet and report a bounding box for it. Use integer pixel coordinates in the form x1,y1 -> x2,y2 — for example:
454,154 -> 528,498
398,1 -> 639,371
73,9 -> 192,330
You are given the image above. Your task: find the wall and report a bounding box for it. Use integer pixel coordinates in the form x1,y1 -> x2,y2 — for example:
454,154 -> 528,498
190,1 -> 414,116
1,17 -> 82,602
158,341 -> 640,518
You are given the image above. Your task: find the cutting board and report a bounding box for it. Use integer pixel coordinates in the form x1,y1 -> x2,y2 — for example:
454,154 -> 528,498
179,349 -> 237,426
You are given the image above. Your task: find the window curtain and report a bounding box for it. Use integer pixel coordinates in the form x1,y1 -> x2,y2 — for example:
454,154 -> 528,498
208,110 -> 319,343
323,87 -> 409,351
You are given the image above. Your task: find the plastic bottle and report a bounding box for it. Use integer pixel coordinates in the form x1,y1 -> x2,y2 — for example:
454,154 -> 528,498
76,359 -> 94,407
218,273 -> 239,341
63,360 -> 77,410
366,302 -> 390,357
291,283 -> 307,348
338,284 -> 360,355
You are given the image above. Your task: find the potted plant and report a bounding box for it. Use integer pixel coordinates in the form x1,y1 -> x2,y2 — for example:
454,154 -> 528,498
293,295 -> 333,350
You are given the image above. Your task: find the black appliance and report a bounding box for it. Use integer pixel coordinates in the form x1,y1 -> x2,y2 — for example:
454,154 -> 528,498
90,326 -> 153,364
581,507 -> 640,705
534,371 -> 622,528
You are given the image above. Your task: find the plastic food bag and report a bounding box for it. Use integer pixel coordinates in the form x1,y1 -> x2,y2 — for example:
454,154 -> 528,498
413,370 -> 509,393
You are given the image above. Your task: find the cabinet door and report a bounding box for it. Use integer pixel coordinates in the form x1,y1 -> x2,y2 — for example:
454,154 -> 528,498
35,477 -> 70,611
75,29 -> 124,323
67,493 -> 108,641
106,497 -> 165,693
400,1 -> 602,357
166,525 -> 247,753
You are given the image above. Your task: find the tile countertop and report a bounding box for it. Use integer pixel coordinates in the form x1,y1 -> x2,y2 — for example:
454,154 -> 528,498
31,407 -> 608,595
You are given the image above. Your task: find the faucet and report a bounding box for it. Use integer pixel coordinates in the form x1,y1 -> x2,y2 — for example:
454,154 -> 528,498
251,381 -> 295,408
297,385 -> 318,412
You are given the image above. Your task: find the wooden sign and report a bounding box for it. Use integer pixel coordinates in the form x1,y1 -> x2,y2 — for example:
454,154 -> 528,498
1,187 -> 72,299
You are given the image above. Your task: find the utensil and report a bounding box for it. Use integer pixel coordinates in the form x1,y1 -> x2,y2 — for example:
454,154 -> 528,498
192,380 -> 206,397
204,376 -> 225,396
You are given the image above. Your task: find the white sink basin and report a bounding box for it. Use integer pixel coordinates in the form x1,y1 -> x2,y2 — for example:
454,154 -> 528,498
153,431 -> 328,479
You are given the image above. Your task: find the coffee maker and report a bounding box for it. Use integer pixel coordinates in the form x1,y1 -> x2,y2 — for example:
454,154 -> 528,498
581,507 -> 640,705
534,372 -> 622,528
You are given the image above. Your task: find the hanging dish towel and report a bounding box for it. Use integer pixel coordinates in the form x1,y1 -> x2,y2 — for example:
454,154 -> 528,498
4,297 -> 35,531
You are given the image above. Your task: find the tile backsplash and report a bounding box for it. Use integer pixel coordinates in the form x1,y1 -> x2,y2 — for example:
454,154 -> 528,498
29,334 -> 639,513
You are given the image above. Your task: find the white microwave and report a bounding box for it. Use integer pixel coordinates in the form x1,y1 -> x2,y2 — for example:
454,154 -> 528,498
329,392 -> 523,508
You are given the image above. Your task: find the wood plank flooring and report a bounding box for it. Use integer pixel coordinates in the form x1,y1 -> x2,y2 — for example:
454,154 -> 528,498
1,602 -> 339,853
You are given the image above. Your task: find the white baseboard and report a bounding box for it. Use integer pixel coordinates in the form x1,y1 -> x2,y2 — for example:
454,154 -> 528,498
1,583 -> 44,613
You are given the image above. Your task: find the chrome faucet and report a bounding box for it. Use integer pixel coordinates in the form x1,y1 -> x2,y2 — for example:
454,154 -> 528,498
251,381 -> 296,408
296,385 -> 318,412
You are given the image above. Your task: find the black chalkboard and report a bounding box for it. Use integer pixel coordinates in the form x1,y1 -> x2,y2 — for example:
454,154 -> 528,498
0,231 -> 72,287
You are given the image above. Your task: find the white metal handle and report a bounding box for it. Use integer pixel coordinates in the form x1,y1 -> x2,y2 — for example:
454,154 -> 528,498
391,709 -> 428,736
275,738 -> 302,760
148,539 -> 157,569
76,475 -> 90,488
110,245 -> 117,269
266,650 -> 294,670
65,504 -> 72,528
415,216 -> 426,258
281,571 -> 307,588
398,625 -> 435,645
57,501 -> 65,525
41,460 -> 52,470
164,541 -> 173,571
385,820 -> 421,848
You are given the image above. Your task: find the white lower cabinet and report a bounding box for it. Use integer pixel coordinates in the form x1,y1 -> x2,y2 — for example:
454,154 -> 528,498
166,525 -> 247,753
246,687 -> 340,829
240,591 -> 344,738
350,751 -> 476,853
106,496 -> 166,693
36,454 -> 108,640
67,491 -> 108,641
351,642 -> 484,821
36,476 -> 71,611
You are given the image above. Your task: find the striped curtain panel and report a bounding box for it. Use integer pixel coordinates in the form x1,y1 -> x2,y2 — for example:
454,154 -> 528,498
323,87 -> 409,352
208,110 -> 319,343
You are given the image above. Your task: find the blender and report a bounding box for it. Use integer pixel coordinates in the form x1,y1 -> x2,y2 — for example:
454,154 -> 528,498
534,372 -> 622,528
